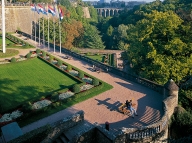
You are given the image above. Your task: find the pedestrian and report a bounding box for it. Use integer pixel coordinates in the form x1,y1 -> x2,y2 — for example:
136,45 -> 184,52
125,100 -> 138,118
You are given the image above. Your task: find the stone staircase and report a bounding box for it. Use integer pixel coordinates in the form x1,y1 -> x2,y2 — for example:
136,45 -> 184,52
53,121 -> 93,143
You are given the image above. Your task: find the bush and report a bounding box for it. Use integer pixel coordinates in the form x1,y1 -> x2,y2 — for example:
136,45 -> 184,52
50,92 -> 59,102
49,55 -> 53,61
42,51 -> 46,58
36,49 -> 41,54
92,78 -> 99,86
26,53 -> 31,59
22,102 -> 32,112
78,71 -> 84,79
72,84 -> 80,93
67,65 -> 72,71
11,57 -> 16,63
57,60 -> 62,66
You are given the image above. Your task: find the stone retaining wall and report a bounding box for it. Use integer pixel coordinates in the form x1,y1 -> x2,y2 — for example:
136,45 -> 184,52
41,110 -> 84,143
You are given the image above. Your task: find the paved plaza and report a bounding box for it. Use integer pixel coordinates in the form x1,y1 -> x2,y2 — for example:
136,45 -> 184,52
1,35 -> 164,134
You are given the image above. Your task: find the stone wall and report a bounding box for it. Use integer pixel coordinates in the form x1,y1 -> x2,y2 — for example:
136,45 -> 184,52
82,7 -> 90,18
0,6 -> 41,34
41,110 -> 84,143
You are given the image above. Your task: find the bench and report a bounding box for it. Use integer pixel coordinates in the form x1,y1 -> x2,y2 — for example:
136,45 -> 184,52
118,103 -> 136,116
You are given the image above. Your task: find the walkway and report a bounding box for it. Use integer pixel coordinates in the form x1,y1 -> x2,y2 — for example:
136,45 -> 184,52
3,34 -> 164,134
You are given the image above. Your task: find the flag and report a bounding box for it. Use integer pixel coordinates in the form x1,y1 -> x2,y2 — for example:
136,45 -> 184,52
31,4 -> 35,11
48,5 -> 56,16
38,4 -> 44,14
58,7 -> 64,21
34,4 -> 39,14
43,6 -> 48,15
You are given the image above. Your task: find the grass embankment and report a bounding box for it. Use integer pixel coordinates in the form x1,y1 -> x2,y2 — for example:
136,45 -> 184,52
86,55 -> 103,62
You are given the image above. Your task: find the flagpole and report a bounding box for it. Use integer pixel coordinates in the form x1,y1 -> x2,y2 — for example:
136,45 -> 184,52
39,15 -> 40,47
54,19 -> 55,53
43,15 -> 45,48
2,0 -> 6,53
35,9 -> 36,47
47,3 -> 49,50
31,8 -> 33,40
59,20 -> 61,54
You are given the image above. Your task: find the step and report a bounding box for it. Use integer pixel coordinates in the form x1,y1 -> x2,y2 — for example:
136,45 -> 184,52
64,121 -> 93,140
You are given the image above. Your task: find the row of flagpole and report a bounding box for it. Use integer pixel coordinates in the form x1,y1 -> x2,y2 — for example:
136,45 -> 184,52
31,3 -> 64,54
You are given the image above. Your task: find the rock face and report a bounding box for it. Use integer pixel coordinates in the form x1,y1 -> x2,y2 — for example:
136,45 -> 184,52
82,7 -> 90,18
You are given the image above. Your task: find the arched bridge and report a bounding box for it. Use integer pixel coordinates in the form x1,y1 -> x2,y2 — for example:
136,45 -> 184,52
95,8 -> 123,17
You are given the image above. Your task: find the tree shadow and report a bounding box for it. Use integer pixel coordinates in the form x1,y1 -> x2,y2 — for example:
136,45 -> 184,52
0,78 -> 71,113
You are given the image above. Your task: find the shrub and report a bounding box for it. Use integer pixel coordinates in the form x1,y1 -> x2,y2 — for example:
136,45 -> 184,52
49,55 -> 53,61
36,49 -> 41,54
11,57 -> 16,63
9,43 -> 13,46
22,102 -> 32,112
72,84 -> 80,93
42,51 -> 46,58
78,71 -> 84,79
92,78 -> 99,86
67,65 -> 72,71
26,53 -> 31,59
50,92 -> 59,102
57,60 -> 62,66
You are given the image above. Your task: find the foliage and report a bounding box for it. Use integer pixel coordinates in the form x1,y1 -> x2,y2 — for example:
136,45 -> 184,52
57,60 -> 62,66
26,53 -> 32,59
11,57 -> 16,63
67,65 -> 72,71
92,78 -> 99,86
36,49 -> 41,54
50,92 -> 59,103
170,107 -> 192,139
42,51 -> 46,58
78,71 -> 84,79
49,55 -> 53,61
72,84 -> 80,93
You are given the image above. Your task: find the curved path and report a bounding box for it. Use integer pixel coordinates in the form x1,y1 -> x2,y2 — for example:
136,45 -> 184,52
3,35 -> 164,134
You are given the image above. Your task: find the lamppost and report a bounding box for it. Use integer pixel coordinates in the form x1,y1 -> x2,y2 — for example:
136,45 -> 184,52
2,0 -> 6,53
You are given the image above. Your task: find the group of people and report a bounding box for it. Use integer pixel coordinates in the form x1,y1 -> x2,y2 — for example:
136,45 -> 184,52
125,100 -> 138,118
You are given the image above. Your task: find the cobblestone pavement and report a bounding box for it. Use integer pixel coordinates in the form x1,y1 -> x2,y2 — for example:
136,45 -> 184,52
2,34 -> 164,134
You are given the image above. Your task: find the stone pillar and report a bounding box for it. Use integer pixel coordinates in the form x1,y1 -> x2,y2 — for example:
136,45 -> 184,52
104,9 -> 106,17
112,10 -> 114,16
164,79 -> 179,119
99,9 -> 102,16
108,9 -> 110,17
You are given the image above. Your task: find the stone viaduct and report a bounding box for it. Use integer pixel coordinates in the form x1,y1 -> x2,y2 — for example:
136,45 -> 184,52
95,8 -> 123,17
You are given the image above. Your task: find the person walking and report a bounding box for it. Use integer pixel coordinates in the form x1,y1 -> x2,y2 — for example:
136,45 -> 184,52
125,100 -> 138,118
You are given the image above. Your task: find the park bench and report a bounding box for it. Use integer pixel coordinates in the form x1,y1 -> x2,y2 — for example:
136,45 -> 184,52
118,103 -> 136,116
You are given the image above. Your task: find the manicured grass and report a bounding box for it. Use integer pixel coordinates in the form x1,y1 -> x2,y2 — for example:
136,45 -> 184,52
0,37 -> 14,45
0,36 -> 35,49
0,58 -> 79,112
86,55 -> 103,62
19,82 -> 113,127
0,49 -> 19,58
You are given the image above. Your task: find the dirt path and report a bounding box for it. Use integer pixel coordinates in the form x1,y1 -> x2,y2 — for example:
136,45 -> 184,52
6,34 -> 164,134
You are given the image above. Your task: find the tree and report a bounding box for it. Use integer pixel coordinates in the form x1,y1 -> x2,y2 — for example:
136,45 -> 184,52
83,25 -> 105,49
125,10 -> 192,84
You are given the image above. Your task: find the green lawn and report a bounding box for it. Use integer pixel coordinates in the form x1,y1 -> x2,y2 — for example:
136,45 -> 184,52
0,58 -> 78,112
86,55 -> 103,62
0,36 -> 35,49
0,49 -> 19,58
0,37 -> 14,45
